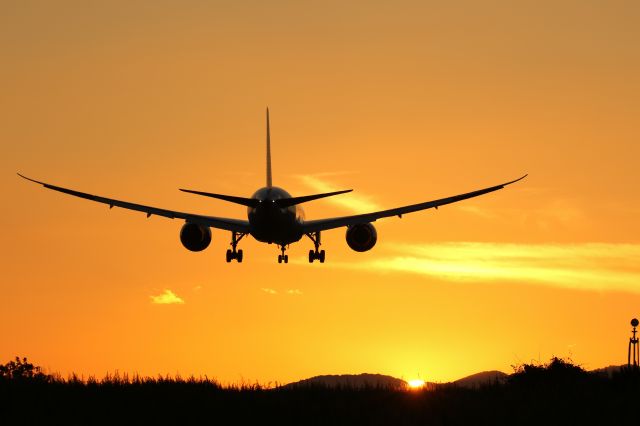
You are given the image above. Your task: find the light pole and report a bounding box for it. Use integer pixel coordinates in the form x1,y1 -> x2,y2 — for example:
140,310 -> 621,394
628,318 -> 639,369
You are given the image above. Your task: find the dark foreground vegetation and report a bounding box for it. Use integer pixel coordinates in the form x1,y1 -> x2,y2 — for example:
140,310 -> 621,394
1,357 -> 638,426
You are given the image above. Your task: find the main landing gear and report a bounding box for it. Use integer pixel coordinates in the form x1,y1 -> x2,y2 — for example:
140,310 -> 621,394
306,231 -> 325,263
226,232 -> 246,263
278,245 -> 289,264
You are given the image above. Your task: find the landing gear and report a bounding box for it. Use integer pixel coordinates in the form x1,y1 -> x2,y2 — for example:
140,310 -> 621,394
308,249 -> 325,263
226,249 -> 243,263
306,231 -> 325,263
226,232 -> 246,263
277,245 -> 289,264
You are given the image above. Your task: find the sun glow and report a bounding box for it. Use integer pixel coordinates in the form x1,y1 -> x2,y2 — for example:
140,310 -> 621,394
407,379 -> 425,389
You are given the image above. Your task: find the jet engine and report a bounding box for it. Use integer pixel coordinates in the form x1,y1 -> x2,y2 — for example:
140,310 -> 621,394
346,223 -> 377,252
180,222 -> 212,252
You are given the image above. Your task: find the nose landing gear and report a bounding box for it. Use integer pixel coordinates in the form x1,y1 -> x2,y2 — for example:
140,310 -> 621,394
278,245 -> 289,263
306,231 -> 325,263
226,232 -> 246,263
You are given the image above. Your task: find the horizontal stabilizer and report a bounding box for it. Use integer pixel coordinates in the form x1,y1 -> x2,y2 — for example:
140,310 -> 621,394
275,190 -> 352,208
179,189 -> 259,208
180,187 -> 352,208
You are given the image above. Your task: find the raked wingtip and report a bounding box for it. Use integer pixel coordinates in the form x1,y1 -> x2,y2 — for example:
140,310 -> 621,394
17,173 -> 44,185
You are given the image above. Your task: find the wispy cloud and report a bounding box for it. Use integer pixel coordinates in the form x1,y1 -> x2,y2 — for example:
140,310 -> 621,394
340,242 -> 640,294
150,289 -> 185,305
455,196 -> 589,232
260,288 -> 303,296
295,174 -> 380,213
454,204 -> 497,219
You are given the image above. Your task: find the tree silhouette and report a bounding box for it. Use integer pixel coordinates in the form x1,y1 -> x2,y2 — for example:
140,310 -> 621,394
0,356 -> 48,381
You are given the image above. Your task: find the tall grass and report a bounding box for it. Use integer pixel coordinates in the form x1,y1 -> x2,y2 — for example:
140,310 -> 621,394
1,356 -> 638,425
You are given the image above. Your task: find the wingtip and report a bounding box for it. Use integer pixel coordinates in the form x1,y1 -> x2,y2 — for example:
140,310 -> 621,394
504,174 -> 528,186
17,172 -> 41,184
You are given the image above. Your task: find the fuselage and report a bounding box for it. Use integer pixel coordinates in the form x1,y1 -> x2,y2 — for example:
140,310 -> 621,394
247,186 -> 305,245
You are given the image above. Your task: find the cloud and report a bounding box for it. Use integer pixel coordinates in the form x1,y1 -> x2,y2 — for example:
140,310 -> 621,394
339,242 -> 640,294
454,196 -> 588,231
516,198 -> 589,232
260,288 -> 303,296
150,289 -> 185,305
295,174 -> 380,213
454,204 -> 497,219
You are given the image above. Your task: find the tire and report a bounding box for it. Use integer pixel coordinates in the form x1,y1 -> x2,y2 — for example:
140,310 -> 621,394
237,249 -> 243,263
284,255 -> 289,263
226,249 -> 232,263
278,255 -> 282,263
319,250 -> 325,263
309,250 -> 315,263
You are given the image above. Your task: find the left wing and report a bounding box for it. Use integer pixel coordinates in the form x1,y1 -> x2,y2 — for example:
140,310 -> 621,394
17,174 -> 251,233
301,175 -> 527,233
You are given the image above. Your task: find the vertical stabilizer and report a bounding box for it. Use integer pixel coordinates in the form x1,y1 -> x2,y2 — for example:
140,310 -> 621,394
266,107 -> 272,188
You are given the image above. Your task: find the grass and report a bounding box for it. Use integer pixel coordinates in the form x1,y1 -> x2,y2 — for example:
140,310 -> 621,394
1,357 -> 638,425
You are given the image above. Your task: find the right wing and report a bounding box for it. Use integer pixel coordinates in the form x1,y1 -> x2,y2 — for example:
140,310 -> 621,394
18,174 -> 251,233
302,175 -> 527,233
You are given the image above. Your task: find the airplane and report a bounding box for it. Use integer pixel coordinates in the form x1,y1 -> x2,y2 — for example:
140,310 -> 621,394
18,109 -> 526,264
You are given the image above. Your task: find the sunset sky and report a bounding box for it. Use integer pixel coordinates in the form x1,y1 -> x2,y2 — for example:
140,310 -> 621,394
1,1 -> 639,384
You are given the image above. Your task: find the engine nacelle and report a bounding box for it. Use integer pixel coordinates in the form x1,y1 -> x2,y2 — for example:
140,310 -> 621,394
346,223 -> 377,252
180,223 -> 212,252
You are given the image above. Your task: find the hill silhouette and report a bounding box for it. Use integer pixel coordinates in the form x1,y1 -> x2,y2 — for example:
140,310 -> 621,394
453,370 -> 508,388
283,373 -> 406,389
284,370 -> 514,390
590,364 -> 626,378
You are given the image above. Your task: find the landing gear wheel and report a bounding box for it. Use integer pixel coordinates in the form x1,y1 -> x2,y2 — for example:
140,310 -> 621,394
227,232 -> 246,263
306,231 -> 325,264
278,245 -> 289,264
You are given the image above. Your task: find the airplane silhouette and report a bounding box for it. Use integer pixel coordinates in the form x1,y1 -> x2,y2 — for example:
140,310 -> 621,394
18,109 -> 526,264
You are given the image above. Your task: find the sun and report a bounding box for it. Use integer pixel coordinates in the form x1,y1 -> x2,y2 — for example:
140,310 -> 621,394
407,379 -> 425,389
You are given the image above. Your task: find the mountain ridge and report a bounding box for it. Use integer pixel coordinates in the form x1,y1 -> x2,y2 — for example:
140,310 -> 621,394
283,365 -> 628,389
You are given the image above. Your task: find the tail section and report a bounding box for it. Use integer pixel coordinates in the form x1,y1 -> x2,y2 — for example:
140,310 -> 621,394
178,109 -> 354,208
266,107 -> 272,188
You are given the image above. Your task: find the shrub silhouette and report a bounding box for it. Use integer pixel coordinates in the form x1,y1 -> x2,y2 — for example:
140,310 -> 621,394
509,356 -> 587,386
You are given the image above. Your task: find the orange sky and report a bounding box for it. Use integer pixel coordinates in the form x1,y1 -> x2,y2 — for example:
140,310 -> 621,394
1,1 -> 639,384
